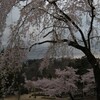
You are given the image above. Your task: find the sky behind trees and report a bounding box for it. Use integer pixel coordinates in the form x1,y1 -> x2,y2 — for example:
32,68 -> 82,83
3,1 -> 100,59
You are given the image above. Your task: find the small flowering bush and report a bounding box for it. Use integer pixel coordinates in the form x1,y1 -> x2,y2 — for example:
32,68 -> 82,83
81,68 -> 96,95
25,67 -> 79,97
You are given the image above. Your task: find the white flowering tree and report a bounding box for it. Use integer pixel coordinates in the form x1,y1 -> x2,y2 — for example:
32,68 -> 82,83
0,33 -> 27,100
81,68 -> 96,95
26,67 -> 79,100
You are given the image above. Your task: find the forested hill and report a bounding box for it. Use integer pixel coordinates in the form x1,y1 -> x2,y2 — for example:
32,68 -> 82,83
23,56 -> 100,80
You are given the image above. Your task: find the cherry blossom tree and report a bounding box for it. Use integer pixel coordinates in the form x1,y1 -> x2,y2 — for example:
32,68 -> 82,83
21,1 -> 100,99
0,0 -> 20,32
1,0 -> 100,100
0,32 -> 27,100
81,68 -> 96,95
27,67 -> 79,100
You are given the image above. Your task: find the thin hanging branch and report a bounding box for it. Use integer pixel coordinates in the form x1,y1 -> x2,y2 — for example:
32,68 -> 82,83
87,0 -> 95,50
52,2 -> 88,48
29,39 -> 84,51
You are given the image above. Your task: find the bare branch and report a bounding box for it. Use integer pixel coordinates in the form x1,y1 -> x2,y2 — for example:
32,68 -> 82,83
77,36 -> 100,43
87,0 -> 95,50
52,2 -> 88,48
43,29 -> 54,38
38,7 -> 65,21
67,24 -> 78,44
29,39 -> 84,51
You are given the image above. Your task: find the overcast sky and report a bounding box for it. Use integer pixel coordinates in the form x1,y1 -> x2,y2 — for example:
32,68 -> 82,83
3,0 -> 100,59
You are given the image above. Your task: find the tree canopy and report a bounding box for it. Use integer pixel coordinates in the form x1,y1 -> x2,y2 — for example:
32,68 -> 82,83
1,0 -> 100,100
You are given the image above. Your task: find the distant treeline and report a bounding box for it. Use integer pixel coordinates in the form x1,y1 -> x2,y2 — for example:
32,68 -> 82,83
23,56 -> 100,80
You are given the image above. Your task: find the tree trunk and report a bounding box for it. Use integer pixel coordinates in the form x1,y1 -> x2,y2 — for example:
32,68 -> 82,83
0,98 -> 4,100
18,86 -> 21,100
18,94 -> 21,100
68,92 -> 75,100
92,64 -> 100,100
83,49 -> 100,100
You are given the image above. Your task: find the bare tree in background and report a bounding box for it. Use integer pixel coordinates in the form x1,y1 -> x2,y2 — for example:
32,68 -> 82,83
1,0 -> 100,100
